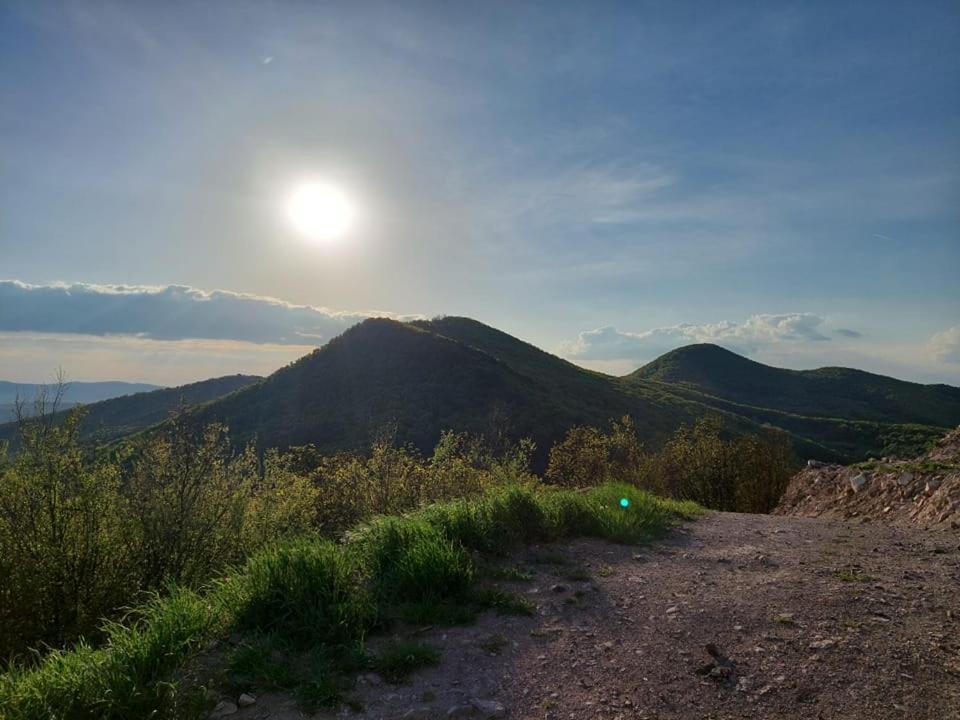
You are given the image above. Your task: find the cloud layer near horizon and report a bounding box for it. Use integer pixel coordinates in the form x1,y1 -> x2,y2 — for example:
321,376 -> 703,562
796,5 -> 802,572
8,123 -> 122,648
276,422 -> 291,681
0,281 -> 406,345
929,326 -> 960,365
560,313 -> 835,362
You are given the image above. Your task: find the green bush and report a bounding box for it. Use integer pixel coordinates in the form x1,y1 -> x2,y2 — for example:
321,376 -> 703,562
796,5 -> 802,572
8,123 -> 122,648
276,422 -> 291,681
545,416 -> 798,513
0,404 -> 320,662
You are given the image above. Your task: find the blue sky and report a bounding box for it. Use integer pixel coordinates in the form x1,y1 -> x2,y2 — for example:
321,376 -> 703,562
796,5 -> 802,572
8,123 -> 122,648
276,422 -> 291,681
1,0 -> 958,385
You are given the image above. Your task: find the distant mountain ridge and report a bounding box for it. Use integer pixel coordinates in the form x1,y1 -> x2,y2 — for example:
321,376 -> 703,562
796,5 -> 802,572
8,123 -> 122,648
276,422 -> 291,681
0,380 -> 162,421
0,374 -> 260,446
3,319 -> 956,464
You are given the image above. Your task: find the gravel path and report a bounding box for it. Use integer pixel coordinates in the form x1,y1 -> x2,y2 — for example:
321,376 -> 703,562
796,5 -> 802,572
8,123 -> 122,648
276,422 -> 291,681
233,513 -> 960,720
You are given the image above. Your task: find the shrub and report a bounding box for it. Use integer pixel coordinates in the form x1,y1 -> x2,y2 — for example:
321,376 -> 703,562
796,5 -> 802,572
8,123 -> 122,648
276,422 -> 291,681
545,417 -> 644,488
546,416 -> 797,513
0,402 -> 323,662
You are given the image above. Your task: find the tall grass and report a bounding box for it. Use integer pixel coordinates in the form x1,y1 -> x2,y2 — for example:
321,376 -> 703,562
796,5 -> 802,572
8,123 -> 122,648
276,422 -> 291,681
0,483 -> 702,720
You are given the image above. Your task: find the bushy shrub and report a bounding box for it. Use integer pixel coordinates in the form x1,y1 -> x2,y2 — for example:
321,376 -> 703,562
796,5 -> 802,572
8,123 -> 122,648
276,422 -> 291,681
0,403 -> 320,662
545,416 -> 644,488
546,416 -> 797,513
301,429 -> 535,534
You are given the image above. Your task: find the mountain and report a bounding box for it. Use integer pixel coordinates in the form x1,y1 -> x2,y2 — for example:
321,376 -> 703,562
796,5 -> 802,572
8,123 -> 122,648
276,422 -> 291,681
5,319 -> 954,465
0,374 -> 261,446
187,317 -> 727,467
0,380 -> 162,421
630,344 -> 960,428
178,317 -> 938,466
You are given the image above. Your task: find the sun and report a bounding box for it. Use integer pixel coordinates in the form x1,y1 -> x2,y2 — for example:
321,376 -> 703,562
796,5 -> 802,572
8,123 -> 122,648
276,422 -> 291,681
286,181 -> 355,241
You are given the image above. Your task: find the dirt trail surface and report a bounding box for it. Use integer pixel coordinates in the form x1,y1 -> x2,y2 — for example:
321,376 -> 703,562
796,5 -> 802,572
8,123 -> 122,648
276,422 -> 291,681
223,513 -> 960,720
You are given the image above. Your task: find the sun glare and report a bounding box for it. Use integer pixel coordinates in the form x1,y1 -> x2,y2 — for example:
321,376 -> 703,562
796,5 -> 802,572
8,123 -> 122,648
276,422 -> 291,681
286,181 -> 355,242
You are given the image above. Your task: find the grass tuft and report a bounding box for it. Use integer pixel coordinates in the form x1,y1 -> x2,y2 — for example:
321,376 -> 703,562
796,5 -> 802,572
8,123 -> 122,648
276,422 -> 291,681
371,641 -> 440,684
472,588 -> 537,617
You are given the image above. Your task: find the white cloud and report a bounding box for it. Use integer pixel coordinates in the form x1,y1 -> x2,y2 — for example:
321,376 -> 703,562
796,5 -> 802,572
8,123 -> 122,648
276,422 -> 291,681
928,326 -> 960,364
560,313 -> 834,363
0,280 -> 416,345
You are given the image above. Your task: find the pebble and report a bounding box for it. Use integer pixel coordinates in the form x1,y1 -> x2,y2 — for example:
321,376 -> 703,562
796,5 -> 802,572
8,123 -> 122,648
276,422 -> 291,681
402,709 -> 432,720
237,693 -> 256,707
209,701 -> 237,719
481,702 -> 506,720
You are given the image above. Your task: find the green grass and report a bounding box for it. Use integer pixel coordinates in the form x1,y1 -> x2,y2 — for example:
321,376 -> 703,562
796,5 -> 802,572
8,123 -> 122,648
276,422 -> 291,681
834,569 -> 873,583
472,588 -> 536,617
477,634 -> 510,656
0,482 -> 702,720
483,564 -> 533,582
371,641 -> 440,683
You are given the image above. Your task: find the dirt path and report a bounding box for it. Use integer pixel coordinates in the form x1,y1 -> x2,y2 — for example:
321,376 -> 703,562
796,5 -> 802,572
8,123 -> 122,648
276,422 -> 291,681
233,513 -> 960,720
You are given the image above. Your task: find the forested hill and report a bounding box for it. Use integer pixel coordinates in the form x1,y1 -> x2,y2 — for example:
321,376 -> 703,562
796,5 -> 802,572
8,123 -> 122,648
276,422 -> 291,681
629,343 -> 960,428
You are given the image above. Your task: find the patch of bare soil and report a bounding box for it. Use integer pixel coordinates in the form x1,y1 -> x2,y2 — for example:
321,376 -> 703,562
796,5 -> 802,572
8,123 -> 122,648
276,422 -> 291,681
212,512 -> 960,720
775,428 -> 960,529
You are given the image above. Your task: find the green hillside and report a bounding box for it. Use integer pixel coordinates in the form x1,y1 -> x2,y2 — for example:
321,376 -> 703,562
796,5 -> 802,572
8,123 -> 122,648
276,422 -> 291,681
629,343 -> 960,428
0,374 -> 261,447
189,318 -> 714,467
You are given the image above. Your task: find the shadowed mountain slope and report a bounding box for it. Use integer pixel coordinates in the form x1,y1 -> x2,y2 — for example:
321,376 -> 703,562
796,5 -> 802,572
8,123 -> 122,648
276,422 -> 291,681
190,318 -> 714,467
629,343 -> 960,428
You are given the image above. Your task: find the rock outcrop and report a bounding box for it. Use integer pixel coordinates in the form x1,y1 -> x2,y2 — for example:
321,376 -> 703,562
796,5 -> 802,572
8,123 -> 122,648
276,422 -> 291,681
774,428 -> 960,530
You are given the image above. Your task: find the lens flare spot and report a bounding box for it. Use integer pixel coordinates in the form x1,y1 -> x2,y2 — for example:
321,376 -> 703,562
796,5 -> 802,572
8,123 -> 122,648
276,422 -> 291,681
619,497 -> 630,508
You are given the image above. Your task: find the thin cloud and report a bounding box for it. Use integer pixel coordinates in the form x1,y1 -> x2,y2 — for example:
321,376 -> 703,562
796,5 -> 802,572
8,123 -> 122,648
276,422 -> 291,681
0,280 -> 413,345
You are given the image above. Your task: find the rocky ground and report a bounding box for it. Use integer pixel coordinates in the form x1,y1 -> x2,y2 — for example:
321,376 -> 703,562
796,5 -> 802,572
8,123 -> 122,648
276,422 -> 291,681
210,512 -> 960,720
775,428 -> 960,529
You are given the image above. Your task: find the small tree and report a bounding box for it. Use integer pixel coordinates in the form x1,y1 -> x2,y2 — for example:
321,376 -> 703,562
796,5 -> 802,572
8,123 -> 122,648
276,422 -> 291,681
125,414 -> 252,588
0,381 -> 131,657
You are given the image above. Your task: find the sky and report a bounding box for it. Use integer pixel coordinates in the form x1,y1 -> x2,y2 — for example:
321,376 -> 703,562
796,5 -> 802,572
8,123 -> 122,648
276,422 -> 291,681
1,0 -> 958,386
